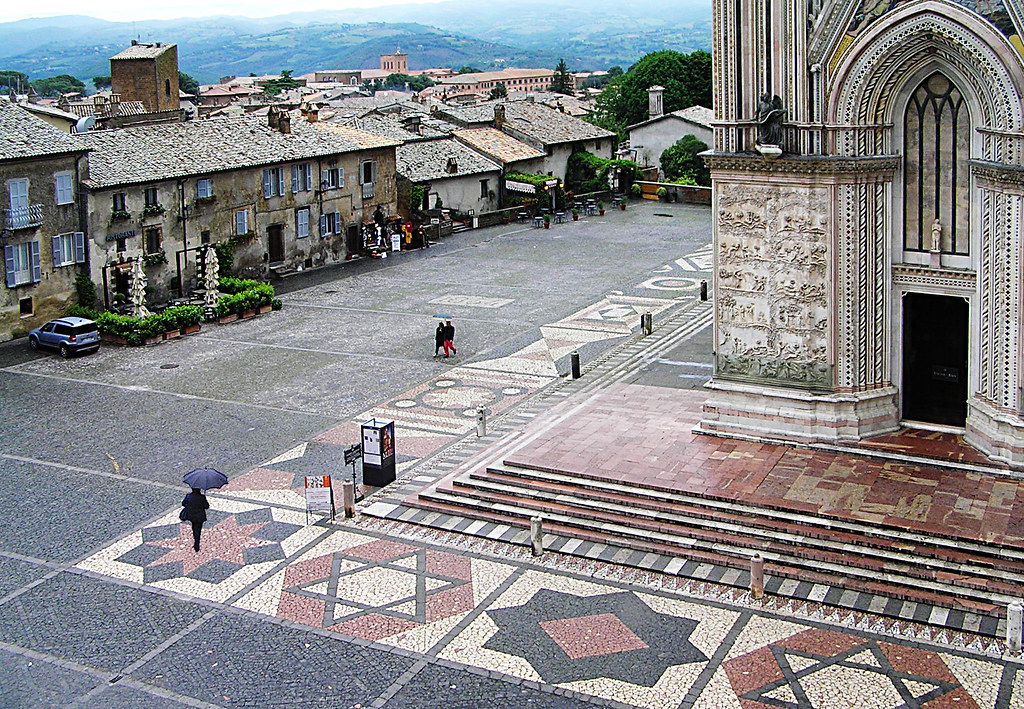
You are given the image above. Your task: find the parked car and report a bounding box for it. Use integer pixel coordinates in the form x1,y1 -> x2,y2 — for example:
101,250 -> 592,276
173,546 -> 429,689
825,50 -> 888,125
28,317 -> 101,358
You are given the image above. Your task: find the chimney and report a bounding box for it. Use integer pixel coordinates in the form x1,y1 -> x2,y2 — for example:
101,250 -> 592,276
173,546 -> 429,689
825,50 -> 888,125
493,103 -> 505,130
110,92 -> 121,106
131,39 -> 138,46
279,111 -> 291,134
268,106 -> 280,130
556,100 -> 564,113
306,107 -> 319,123
648,85 -> 665,119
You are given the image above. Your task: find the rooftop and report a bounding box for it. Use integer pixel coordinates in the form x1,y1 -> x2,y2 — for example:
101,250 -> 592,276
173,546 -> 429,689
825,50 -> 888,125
111,42 -> 176,60
454,127 -> 544,163
628,104 -> 714,131
0,101 -> 87,161
396,138 -> 500,182
439,68 -> 554,85
79,113 -> 398,188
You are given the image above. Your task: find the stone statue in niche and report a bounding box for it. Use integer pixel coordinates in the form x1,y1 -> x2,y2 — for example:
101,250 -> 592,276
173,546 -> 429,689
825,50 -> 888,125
930,218 -> 942,253
756,93 -> 785,147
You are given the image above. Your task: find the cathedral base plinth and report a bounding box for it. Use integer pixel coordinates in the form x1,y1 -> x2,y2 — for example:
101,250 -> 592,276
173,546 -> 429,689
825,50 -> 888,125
965,397 -> 1024,468
697,378 -> 899,444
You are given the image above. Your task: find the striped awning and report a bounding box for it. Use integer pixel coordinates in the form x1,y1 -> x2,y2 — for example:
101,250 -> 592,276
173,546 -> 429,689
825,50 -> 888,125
505,179 -> 536,194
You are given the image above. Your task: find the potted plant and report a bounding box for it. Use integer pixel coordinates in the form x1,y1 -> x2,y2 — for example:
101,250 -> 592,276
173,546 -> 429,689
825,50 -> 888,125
501,211 -> 510,225
109,209 -> 132,223
597,201 -> 605,216
543,213 -> 551,229
571,208 -> 579,221
142,204 -> 166,217
630,183 -> 642,200
656,187 -> 668,201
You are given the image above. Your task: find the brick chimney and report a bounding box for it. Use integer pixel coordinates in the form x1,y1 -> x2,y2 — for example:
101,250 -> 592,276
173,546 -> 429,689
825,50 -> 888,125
279,111 -> 291,134
648,85 -> 665,119
493,104 -> 505,130
268,107 -> 280,130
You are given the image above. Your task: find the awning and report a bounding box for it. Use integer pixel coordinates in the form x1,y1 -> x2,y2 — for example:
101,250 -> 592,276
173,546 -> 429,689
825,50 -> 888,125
505,180 -> 536,194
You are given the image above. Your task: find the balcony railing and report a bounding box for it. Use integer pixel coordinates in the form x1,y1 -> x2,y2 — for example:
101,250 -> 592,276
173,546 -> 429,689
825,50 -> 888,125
3,204 -> 43,230
362,182 -> 376,200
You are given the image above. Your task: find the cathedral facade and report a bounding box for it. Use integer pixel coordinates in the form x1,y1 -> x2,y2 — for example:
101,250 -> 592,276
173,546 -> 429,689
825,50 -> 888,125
702,0 -> 1024,464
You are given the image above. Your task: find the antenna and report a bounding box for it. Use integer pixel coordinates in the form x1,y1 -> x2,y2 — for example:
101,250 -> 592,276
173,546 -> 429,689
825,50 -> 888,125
74,115 -> 96,133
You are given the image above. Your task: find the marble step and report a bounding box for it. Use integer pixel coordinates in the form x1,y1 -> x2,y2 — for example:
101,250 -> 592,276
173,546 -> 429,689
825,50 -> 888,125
414,486 -> 1017,610
485,463 -> 1024,566
448,475 -> 1024,595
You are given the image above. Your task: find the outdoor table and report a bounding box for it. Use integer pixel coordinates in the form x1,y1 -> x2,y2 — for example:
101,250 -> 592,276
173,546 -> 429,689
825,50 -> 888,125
555,212 -> 567,223
517,211 -> 529,222
532,216 -> 545,228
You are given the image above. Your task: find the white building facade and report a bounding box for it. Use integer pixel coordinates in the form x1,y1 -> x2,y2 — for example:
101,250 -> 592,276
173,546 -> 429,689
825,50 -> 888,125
701,0 -> 1024,465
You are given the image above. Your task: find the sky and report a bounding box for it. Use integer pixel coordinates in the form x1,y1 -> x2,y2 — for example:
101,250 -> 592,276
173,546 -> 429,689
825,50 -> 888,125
0,0 -> 446,23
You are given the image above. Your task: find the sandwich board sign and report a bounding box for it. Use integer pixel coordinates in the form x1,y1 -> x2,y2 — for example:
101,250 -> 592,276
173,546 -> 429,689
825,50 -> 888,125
304,475 -> 335,522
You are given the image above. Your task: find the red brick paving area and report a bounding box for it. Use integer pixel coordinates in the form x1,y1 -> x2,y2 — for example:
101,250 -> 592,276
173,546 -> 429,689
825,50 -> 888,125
504,384 -> 1024,548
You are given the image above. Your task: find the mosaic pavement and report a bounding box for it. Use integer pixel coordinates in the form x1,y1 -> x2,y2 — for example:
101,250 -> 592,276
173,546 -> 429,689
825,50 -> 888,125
77,513 -> 1024,709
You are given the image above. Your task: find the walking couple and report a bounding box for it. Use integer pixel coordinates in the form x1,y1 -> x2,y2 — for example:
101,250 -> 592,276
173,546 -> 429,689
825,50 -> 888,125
434,320 -> 457,358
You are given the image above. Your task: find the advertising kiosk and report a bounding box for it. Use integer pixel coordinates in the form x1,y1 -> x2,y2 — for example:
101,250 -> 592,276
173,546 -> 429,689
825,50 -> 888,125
361,418 -> 396,487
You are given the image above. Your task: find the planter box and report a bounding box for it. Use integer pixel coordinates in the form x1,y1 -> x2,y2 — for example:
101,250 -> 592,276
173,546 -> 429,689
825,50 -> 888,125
144,336 -> 162,346
219,313 -> 238,324
163,329 -> 181,340
100,333 -> 127,345
241,309 -> 257,319
184,324 -> 201,335
258,304 -> 273,315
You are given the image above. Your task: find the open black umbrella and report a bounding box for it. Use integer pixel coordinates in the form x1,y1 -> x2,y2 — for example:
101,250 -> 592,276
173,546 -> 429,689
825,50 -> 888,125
183,467 -> 228,490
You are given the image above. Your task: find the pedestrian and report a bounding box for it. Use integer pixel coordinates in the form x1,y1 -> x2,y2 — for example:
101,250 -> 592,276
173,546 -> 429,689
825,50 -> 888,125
181,487 -> 210,552
418,225 -> 429,248
443,319 -> 457,358
434,321 -> 445,357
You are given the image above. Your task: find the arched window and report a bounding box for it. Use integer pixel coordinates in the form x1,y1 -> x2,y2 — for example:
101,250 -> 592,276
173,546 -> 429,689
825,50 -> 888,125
165,78 -> 171,97
903,72 -> 971,255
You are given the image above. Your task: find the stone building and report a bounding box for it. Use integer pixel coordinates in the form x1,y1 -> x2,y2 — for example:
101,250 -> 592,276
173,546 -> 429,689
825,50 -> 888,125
0,102 -> 88,340
628,87 -> 713,175
701,0 -> 1024,465
396,138 -> 501,213
110,42 -> 180,114
79,109 -> 398,305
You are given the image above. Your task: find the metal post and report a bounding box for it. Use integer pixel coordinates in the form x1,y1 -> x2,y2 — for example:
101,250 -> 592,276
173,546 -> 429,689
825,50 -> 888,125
641,312 -> 653,335
1009,601 -> 1023,654
749,554 -> 764,599
342,480 -> 355,518
700,280 -> 708,301
570,350 -> 581,379
530,516 -> 544,556
476,407 -> 486,437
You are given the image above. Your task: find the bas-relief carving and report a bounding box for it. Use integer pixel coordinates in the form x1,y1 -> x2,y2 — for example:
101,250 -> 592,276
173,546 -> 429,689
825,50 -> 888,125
716,183 -> 832,388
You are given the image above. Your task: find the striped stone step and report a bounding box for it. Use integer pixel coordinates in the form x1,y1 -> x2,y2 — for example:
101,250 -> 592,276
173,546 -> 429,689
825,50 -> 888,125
452,473 -> 1024,594
414,486 -> 1014,612
455,472 -> 1024,588
493,461 -> 1024,561
474,465 -> 1024,572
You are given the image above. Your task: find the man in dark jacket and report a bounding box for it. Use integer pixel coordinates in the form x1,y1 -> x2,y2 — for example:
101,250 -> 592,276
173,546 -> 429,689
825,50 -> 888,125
434,321 -> 445,357
443,320 -> 456,358
182,488 -> 210,552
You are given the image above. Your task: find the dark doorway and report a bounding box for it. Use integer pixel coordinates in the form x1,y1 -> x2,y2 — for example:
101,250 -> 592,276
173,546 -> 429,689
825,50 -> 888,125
346,224 -> 360,255
114,269 -> 129,300
268,224 -> 285,264
902,293 -> 968,426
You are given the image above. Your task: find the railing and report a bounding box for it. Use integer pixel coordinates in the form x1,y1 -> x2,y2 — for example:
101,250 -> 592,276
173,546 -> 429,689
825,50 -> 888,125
362,182 -> 375,200
714,121 -> 894,157
3,204 -> 43,230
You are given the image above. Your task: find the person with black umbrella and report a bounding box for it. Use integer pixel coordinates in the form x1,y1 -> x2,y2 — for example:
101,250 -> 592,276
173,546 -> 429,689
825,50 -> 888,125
181,488 -> 209,552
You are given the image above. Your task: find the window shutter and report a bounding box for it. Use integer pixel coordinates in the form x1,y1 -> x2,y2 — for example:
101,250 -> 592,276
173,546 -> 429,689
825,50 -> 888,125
338,168 -> 344,186
263,170 -> 272,198
277,168 -> 285,194
74,232 -> 85,263
371,161 -> 378,184
320,214 -> 328,236
334,212 -> 342,234
321,170 -> 329,188
358,163 -> 365,185
29,241 -> 41,282
4,245 -> 14,288
291,165 -> 299,193
235,210 -> 244,235
304,164 -> 312,191
51,235 -> 63,267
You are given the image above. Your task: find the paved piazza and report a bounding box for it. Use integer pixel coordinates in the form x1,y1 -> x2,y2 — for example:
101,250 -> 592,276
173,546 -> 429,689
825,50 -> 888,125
2,203 -> 1023,707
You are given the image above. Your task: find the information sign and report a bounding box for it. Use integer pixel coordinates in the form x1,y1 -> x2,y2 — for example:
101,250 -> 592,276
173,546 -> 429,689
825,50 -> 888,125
304,475 -> 335,516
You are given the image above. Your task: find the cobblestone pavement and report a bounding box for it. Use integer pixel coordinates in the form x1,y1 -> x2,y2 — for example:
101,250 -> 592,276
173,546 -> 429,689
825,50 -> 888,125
3,203 -> 1024,707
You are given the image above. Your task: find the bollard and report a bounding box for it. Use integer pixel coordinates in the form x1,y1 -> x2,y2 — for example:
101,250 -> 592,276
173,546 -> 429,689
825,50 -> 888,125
641,312 -> 653,336
570,350 -> 581,379
342,480 -> 355,518
530,516 -> 544,556
700,280 -> 708,301
1009,601 -> 1023,654
476,407 -> 486,437
749,553 -> 764,600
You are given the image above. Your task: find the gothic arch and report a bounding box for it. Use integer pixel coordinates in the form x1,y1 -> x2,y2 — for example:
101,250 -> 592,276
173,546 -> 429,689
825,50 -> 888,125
827,1 -> 1024,136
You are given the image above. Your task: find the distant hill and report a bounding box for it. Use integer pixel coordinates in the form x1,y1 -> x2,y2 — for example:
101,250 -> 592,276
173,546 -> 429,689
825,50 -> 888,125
0,0 -> 711,84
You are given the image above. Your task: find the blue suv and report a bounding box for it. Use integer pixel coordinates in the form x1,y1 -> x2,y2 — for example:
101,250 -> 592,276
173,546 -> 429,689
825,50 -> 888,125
28,317 -> 101,358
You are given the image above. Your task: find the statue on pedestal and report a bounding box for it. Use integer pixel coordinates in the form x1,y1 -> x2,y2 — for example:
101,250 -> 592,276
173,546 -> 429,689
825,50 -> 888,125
930,218 -> 942,253
756,93 -> 785,147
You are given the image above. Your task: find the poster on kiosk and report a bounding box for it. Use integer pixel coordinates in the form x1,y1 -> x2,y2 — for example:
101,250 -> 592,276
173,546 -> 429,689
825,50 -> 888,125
361,418 -> 396,487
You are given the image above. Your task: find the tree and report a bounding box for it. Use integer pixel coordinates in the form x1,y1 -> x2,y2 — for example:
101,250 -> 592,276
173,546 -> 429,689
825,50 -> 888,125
178,71 -> 199,95
92,75 -> 112,91
489,83 -> 507,100
31,74 -> 85,97
660,134 -> 710,186
607,66 -> 624,78
0,71 -> 30,92
456,66 -> 481,74
550,57 -> 574,96
380,73 -> 435,92
593,50 -> 712,131
262,69 -> 301,97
